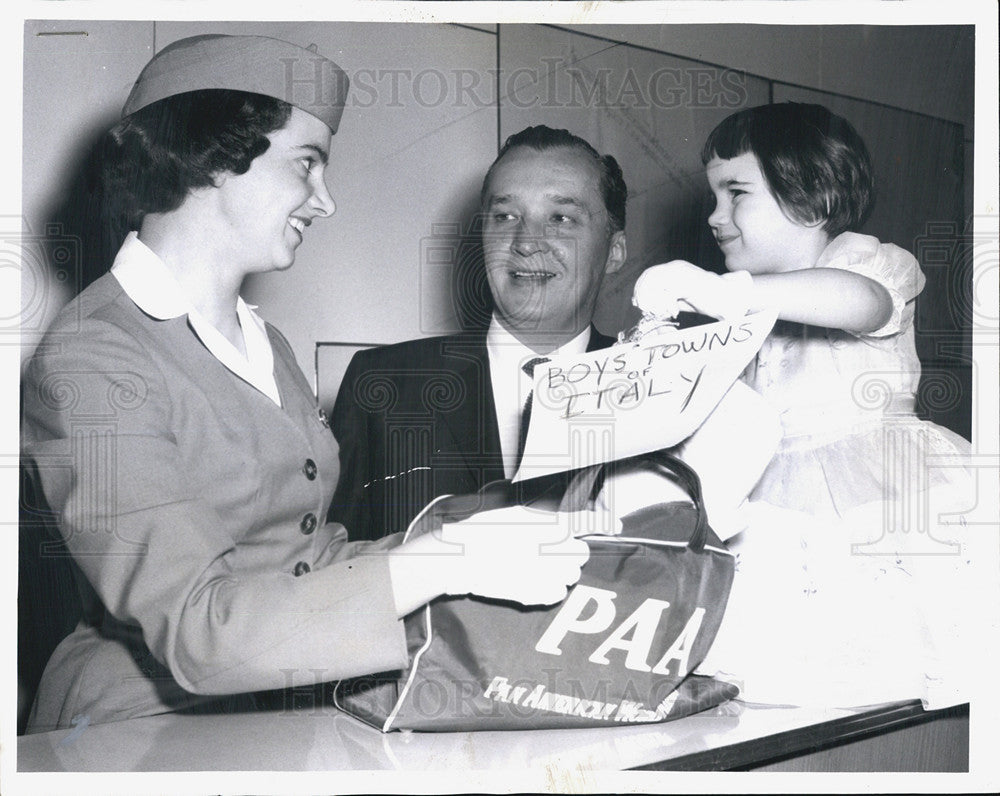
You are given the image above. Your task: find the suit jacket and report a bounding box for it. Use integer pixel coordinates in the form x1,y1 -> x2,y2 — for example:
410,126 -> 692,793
330,326 -> 616,541
21,272 -> 409,732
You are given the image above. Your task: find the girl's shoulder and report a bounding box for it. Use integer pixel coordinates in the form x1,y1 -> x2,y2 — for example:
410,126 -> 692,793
817,232 -> 926,300
815,232 -> 926,340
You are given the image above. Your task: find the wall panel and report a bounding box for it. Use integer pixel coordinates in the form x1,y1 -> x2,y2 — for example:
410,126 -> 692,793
563,24 -> 974,131
20,20 -> 154,360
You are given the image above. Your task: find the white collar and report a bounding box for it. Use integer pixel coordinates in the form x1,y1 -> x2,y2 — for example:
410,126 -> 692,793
111,232 -> 281,406
485,316 -> 592,477
485,315 -> 592,370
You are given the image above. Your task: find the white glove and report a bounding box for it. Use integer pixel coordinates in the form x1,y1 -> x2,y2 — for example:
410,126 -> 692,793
438,506 -> 594,605
633,261 -> 753,321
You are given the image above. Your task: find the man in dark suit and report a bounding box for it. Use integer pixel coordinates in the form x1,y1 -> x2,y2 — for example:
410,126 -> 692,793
331,126 -> 627,541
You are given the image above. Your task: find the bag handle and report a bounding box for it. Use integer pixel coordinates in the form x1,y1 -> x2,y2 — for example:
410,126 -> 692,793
565,450 -> 710,552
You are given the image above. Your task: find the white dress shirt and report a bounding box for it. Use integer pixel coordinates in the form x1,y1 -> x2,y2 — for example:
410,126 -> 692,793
111,231 -> 281,406
486,316 -> 591,478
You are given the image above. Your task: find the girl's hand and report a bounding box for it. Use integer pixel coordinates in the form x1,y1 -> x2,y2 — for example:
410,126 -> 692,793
633,261 -> 752,321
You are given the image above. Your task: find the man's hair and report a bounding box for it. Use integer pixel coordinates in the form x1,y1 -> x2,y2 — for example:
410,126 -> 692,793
701,102 -> 875,237
480,125 -> 627,233
102,89 -> 292,228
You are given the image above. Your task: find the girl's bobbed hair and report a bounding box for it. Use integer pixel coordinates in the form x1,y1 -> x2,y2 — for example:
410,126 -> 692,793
701,102 -> 875,237
102,89 -> 292,229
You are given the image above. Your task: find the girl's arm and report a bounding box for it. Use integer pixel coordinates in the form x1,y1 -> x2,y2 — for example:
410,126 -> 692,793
747,268 -> 893,334
633,261 -> 894,334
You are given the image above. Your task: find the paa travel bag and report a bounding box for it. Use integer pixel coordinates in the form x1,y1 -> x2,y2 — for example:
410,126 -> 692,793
334,452 -> 738,731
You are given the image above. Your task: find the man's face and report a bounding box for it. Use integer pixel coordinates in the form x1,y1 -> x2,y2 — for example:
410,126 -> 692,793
481,146 -> 625,342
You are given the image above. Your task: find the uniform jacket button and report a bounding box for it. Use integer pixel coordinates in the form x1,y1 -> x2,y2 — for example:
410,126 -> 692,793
303,458 -> 317,480
293,561 -> 311,577
300,512 -> 317,535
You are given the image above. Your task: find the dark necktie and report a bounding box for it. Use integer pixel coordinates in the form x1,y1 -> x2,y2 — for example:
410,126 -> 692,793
516,356 -> 550,470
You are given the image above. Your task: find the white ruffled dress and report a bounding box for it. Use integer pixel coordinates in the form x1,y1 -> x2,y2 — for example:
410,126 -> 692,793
695,232 -> 987,710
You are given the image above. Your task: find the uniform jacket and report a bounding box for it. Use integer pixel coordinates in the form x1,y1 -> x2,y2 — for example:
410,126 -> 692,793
329,328 -> 616,542
21,272 -> 409,732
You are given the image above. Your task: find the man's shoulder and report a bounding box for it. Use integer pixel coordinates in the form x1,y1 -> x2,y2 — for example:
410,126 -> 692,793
350,331 -> 487,369
337,331 -> 492,417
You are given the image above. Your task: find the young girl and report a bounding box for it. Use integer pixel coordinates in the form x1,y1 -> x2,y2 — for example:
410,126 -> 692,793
637,102 -> 983,709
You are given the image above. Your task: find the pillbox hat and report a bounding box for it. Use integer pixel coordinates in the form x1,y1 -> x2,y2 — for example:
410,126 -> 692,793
122,34 -> 349,133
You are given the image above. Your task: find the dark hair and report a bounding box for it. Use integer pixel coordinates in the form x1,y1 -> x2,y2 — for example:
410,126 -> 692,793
480,125 -> 627,234
701,102 -> 875,237
102,89 -> 292,227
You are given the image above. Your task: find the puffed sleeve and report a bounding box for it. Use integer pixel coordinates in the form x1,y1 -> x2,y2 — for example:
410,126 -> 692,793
816,232 -> 926,338
21,318 -> 409,696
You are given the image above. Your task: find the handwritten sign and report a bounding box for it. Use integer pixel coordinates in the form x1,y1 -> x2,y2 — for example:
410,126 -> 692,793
512,310 -> 777,482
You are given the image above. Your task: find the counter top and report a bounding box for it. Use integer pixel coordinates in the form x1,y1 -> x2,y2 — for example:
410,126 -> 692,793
15,698 -> 964,774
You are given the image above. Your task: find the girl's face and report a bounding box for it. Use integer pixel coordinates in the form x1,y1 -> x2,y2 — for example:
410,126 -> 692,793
213,107 -> 336,274
705,152 -> 829,275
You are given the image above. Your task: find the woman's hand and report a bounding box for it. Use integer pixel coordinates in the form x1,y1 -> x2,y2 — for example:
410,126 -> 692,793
633,261 -> 753,321
440,506 -> 593,604
387,506 -> 591,616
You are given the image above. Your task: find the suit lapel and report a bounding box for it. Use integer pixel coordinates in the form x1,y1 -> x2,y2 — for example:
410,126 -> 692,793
432,325 -> 613,493
431,333 -> 505,491
586,325 -> 616,352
